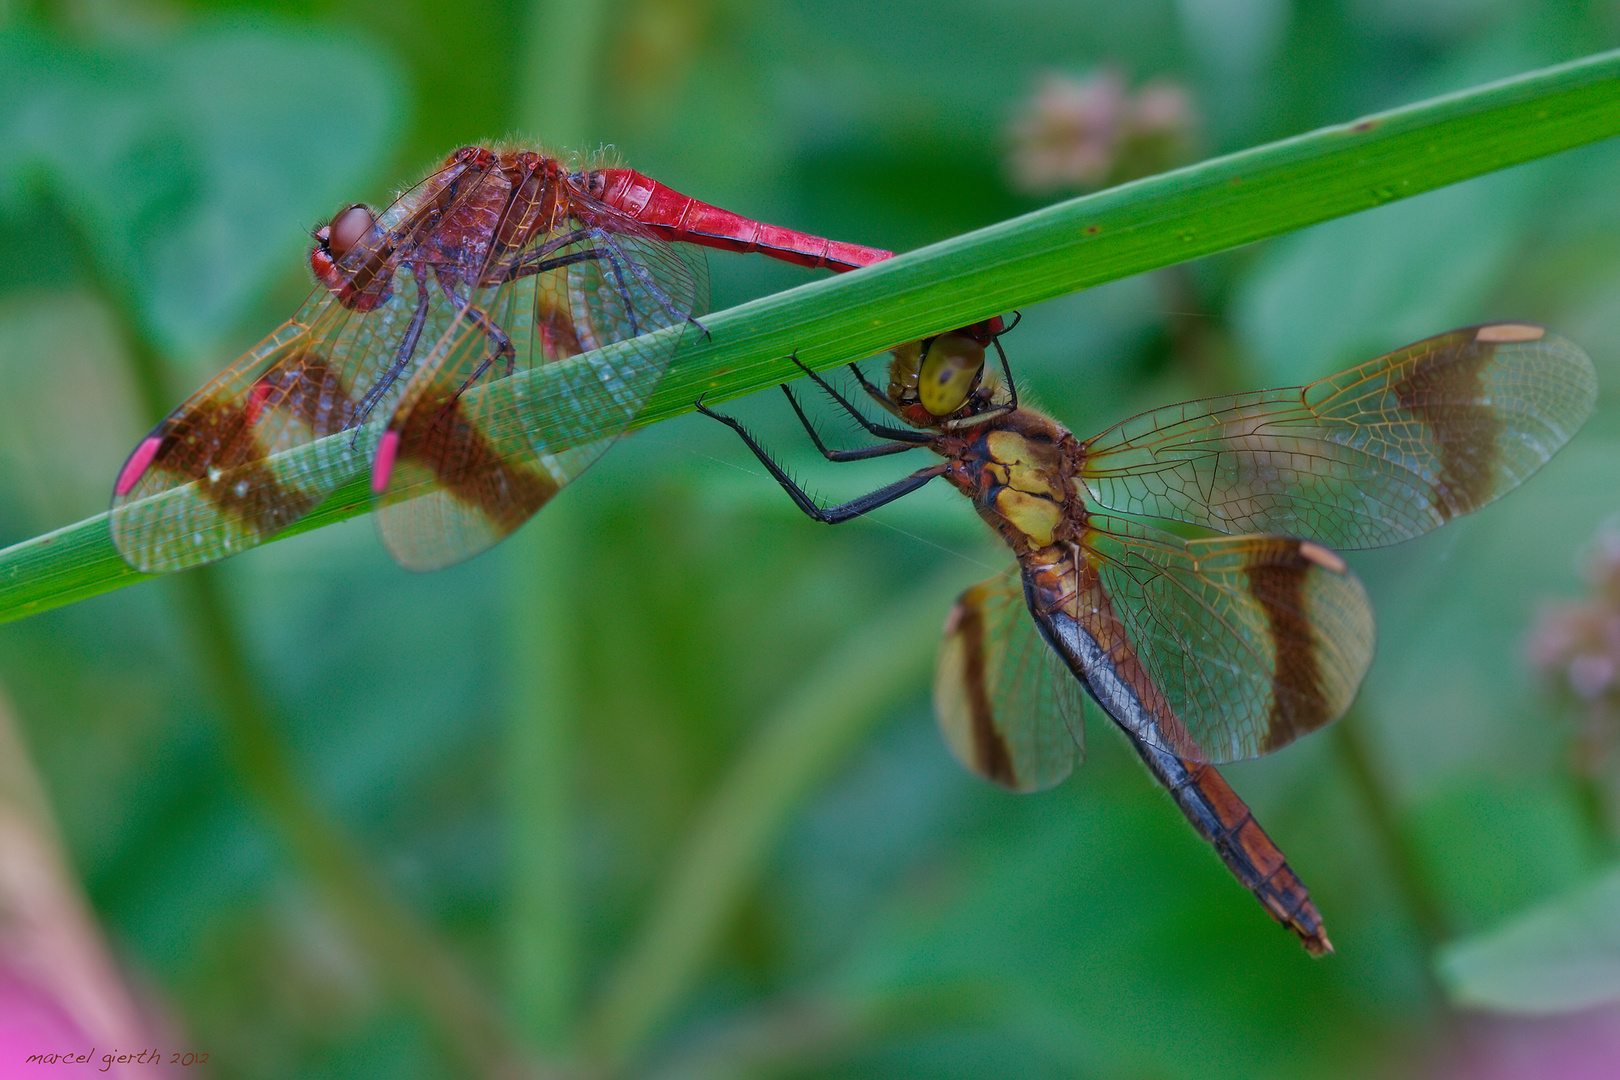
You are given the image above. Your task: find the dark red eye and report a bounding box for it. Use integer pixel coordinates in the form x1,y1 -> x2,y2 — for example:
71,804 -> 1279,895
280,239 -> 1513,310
325,204 -> 376,259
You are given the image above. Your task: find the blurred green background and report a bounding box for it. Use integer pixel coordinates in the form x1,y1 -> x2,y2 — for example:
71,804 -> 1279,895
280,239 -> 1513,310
2,0 -> 1620,1077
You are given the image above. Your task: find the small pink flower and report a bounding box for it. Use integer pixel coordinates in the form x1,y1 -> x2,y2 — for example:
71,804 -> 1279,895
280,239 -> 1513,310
1007,69 -> 1196,194
1437,1003 -> 1620,1080
0,962 -> 93,1052
1527,517 -> 1620,772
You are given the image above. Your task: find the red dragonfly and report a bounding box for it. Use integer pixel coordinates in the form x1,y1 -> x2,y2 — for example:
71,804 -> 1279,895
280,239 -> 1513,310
109,146 -> 893,573
700,321 -> 1598,953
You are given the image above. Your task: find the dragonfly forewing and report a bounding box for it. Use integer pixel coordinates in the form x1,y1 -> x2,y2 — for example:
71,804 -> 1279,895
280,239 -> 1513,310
107,285 -> 416,572
372,215 -> 707,570
1080,325 -> 1597,549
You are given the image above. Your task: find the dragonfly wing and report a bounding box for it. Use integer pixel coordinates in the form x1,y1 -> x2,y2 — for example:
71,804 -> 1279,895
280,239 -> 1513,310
107,292 -> 400,572
935,572 -> 1086,791
373,213 -> 708,571
1081,324 -> 1596,548
107,152 -> 514,573
1024,517 -> 1374,764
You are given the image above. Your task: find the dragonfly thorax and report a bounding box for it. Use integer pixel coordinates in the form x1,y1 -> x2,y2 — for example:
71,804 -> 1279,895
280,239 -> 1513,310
950,415 -> 1077,554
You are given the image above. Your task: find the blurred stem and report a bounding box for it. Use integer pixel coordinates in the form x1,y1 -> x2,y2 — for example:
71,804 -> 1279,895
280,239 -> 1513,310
1572,766 -> 1616,860
68,205 -> 547,1078
502,0 -> 611,1052
518,0 -> 608,146
1566,694 -> 1619,858
640,996 -> 863,1080
582,567 -> 966,1069
503,497 -> 584,1050
1332,714 -> 1449,956
1152,263 -> 1235,397
174,571 -> 540,1077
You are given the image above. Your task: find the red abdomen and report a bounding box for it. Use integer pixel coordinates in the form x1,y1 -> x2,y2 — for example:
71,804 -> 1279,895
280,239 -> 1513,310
589,168 -> 893,272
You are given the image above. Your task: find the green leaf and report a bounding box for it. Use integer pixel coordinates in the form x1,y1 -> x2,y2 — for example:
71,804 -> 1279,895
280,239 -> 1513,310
2,48 -> 1619,623
1437,863 -> 1620,1013
0,23 -> 401,354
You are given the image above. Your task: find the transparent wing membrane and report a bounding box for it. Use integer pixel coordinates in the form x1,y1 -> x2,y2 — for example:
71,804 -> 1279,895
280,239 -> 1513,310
1081,325 -> 1596,548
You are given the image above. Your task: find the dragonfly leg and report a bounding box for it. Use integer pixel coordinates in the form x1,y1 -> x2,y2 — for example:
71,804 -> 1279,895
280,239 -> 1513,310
498,240 -> 658,337
779,383 -> 928,460
787,356 -> 928,442
987,326 -> 1019,414
696,396 -> 944,523
595,229 -> 702,329
352,263 -> 433,435
846,361 -> 893,410
483,227 -> 595,283
440,288 -> 518,388
490,230 -> 702,337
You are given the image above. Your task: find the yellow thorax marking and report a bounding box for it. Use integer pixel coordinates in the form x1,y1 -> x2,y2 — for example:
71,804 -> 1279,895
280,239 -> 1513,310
993,488 -> 1063,547
984,430 -> 1062,498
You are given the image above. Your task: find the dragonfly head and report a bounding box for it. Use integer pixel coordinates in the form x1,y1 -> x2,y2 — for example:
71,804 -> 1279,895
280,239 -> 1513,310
310,204 -> 384,309
887,316 -> 1014,428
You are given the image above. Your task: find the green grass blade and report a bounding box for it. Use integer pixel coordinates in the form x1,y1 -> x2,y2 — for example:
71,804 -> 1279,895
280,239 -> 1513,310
3,48 -> 1618,623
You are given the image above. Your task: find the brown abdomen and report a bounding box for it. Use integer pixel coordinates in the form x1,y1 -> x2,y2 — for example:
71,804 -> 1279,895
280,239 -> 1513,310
1129,733 -> 1333,955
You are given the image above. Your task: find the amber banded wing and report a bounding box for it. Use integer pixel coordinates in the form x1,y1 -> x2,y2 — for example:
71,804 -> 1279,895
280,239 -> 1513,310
109,296 -> 386,572
1024,516 -> 1374,763
1079,325 -> 1597,548
935,573 -> 1087,792
372,208 -> 708,571
107,156 -> 510,573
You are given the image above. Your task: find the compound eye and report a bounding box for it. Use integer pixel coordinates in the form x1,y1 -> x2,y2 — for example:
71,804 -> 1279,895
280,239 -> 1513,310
325,204 -> 376,258
917,332 -> 986,416
886,340 -> 923,405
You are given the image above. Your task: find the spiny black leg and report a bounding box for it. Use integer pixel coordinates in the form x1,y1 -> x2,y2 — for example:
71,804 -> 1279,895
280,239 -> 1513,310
778,385 -> 926,461
789,357 -> 928,442
696,396 -> 944,524
847,361 -> 892,409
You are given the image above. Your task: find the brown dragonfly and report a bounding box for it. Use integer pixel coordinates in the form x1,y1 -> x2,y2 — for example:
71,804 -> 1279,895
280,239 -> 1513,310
109,145 -> 894,573
700,321 -> 1597,953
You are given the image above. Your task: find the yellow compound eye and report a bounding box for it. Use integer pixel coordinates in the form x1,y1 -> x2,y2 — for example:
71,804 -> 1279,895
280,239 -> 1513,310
886,339 -> 923,404
917,332 -> 986,415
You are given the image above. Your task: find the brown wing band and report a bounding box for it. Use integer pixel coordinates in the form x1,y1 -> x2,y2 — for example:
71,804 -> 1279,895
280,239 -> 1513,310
943,595 -> 1019,787
1393,334 -> 1499,521
391,385 -> 561,530
1248,545 -> 1336,754
140,351 -> 358,539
